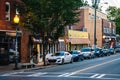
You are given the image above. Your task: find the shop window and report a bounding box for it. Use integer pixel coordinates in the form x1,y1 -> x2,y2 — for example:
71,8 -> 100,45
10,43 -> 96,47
82,28 -> 87,32
68,25 -> 73,30
89,13 -> 94,20
103,27 -> 107,34
5,2 -> 10,21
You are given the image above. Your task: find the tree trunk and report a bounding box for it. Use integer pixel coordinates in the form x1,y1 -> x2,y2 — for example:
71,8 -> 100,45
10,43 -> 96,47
42,35 -> 47,66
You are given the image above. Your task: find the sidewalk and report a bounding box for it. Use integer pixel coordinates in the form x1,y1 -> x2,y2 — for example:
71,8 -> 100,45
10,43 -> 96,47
0,62 -> 54,74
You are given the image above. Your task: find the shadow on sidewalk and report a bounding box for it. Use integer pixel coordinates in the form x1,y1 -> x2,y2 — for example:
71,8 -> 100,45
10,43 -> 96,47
0,62 -> 55,74
0,62 -> 43,73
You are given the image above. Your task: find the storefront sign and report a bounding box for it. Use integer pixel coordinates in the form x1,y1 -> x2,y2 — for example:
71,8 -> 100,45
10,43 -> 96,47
68,30 -> 89,38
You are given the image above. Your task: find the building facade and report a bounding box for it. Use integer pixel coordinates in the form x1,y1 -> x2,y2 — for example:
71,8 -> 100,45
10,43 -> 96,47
0,1 -> 116,65
73,6 -> 116,48
67,30 -> 90,50
0,0 -> 31,65
0,0 -> 60,65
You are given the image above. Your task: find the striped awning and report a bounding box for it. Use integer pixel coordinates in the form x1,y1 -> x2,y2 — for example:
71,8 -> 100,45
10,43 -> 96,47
69,38 -> 90,44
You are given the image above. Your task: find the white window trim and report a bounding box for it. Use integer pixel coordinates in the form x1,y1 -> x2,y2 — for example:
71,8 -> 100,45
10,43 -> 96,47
5,2 -> 10,21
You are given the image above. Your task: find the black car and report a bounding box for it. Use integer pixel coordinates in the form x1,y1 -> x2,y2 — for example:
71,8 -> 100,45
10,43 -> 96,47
69,50 -> 84,62
101,49 -> 109,56
115,46 -> 120,52
93,48 -> 102,57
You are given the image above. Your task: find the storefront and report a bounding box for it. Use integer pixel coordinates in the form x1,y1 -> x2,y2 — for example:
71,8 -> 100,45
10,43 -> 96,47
29,35 -> 58,64
102,34 -> 116,48
67,30 -> 90,51
0,30 -> 21,65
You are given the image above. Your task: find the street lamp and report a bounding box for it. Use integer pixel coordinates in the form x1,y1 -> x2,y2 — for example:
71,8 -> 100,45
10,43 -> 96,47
13,14 -> 20,70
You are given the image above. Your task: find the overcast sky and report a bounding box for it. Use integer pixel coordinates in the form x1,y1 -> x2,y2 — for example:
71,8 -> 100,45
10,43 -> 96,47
85,0 -> 120,13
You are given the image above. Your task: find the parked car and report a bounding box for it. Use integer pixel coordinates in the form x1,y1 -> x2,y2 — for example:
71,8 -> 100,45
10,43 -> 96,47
69,50 -> 84,62
115,46 -> 120,52
45,53 -> 53,65
93,48 -> 102,57
108,48 -> 115,55
101,48 -> 109,56
45,53 -> 53,59
81,48 -> 94,59
47,51 -> 73,64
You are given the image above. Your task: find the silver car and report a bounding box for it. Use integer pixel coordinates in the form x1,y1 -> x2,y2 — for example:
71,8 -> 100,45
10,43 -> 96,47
81,48 -> 94,59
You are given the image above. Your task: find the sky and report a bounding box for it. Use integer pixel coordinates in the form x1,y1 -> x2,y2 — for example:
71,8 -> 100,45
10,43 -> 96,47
85,0 -> 120,13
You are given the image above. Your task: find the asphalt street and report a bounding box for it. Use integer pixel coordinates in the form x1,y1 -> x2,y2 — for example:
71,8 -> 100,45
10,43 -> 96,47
0,53 -> 120,80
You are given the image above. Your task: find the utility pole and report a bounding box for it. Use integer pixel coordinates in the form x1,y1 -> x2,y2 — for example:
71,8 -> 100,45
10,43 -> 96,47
92,0 -> 100,50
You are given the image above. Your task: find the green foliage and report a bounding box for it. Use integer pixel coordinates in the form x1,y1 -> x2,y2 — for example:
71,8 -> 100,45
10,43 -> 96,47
92,4 -> 98,9
106,6 -> 120,35
82,0 -> 89,6
19,0 -> 83,40
106,6 -> 117,21
116,22 -> 120,34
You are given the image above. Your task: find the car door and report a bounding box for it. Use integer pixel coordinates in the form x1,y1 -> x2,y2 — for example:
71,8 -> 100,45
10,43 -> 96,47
67,52 -> 72,62
90,49 -> 94,56
64,52 -> 69,63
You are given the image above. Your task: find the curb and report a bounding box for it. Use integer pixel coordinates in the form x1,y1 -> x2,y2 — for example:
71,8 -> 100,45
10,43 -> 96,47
0,64 -> 57,74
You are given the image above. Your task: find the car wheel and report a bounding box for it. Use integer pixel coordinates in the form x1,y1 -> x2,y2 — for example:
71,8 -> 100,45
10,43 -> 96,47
61,59 -> 64,65
70,58 -> 73,63
78,56 -> 82,61
80,57 -> 84,61
89,55 -> 92,59
78,57 -> 80,61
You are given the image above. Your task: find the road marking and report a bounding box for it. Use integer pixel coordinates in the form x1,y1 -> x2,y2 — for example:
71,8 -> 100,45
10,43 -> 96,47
1,71 -> 23,76
57,73 -> 69,77
96,74 -> 106,78
67,58 -> 120,76
90,74 -> 106,78
1,72 -> 120,79
90,74 -> 99,78
27,72 -> 47,77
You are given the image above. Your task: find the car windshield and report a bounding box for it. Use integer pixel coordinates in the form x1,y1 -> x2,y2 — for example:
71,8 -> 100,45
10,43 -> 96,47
81,48 -> 91,52
116,46 -> 120,48
102,49 -> 106,51
54,52 -> 64,56
94,48 -> 99,51
70,51 -> 79,54
109,48 -> 113,50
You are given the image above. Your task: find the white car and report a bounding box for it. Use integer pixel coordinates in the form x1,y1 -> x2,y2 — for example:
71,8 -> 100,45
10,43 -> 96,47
47,51 -> 73,64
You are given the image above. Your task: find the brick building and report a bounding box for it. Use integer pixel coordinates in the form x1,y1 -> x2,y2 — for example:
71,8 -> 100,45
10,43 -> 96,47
73,6 -> 116,48
0,1 -> 116,65
59,6 -> 116,51
0,0 -> 30,65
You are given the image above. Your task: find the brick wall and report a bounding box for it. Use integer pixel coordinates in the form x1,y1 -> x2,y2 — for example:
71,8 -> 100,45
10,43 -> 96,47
20,27 -> 30,63
74,9 -> 84,30
0,0 -> 30,63
73,7 -> 108,48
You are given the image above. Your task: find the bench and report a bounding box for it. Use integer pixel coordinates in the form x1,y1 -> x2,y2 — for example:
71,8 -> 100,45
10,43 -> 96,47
21,63 -> 35,69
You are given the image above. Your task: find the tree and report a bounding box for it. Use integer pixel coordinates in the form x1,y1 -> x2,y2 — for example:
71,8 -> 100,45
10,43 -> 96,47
82,0 -> 89,6
18,0 -> 83,65
106,6 -> 120,35
92,1 -> 99,10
